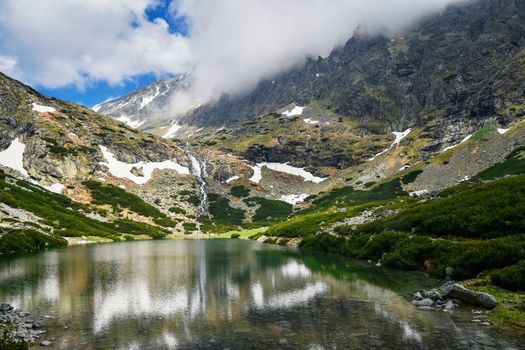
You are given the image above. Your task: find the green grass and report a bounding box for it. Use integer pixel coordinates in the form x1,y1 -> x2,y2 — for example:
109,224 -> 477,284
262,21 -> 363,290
214,227 -> 268,239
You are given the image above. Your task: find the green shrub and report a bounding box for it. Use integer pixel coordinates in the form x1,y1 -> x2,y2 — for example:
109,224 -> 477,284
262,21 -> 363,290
111,219 -> 167,239
83,180 -> 165,219
183,222 -> 198,232
244,197 -> 293,224
231,233 -> 241,239
230,185 -> 250,198
358,232 -> 406,261
357,175 -> 525,239
169,206 -> 186,214
208,194 -> 245,226
491,261 -> 525,291
123,235 -> 135,241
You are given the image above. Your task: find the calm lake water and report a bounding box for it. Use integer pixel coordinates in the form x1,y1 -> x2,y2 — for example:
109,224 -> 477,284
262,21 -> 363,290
0,239 -> 523,349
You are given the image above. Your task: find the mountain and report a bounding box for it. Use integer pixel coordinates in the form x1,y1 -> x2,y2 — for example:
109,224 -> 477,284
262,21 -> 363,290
184,0 -> 525,136
92,74 -> 191,136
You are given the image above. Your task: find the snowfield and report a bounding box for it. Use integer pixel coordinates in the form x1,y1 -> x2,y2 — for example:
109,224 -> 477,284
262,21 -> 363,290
0,137 -> 29,177
32,103 -> 56,113
282,106 -> 305,117
99,146 -> 190,185
44,183 -> 65,194
249,162 -> 325,184
280,194 -> 309,205
163,122 -> 181,139
115,115 -> 145,129
225,176 -> 240,184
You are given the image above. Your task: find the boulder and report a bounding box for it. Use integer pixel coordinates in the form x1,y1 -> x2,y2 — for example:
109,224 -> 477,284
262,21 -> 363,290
438,281 -> 497,309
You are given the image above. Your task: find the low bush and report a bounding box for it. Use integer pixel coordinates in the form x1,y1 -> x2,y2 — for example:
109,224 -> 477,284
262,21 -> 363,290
491,261 -> 525,291
230,185 -> 250,198
230,233 -> 241,239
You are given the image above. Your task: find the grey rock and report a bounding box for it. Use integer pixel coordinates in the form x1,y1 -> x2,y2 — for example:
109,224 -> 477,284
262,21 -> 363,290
40,340 -> 52,347
444,300 -> 455,311
423,289 -> 441,300
413,292 -> 423,300
33,320 -> 44,329
481,322 -> 491,326
412,298 -> 434,307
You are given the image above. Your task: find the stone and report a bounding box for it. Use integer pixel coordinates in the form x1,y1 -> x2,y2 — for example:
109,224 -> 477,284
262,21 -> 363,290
412,298 -> 434,307
413,292 -> 423,300
481,322 -> 491,326
33,321 -> 44,329
18,311 -> 30,317
444,300 -> 455,311
423,289 -> 441,300
40,340 -> 52,347
470,319 -> 482,323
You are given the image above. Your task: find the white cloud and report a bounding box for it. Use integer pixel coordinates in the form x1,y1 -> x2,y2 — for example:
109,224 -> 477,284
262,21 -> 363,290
0,0 -> 456,111
0,0 -> 192,88
164,0 -> 456,115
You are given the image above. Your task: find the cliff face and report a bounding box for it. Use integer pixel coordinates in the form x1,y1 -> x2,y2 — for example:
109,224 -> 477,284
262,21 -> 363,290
183,0 -> 525,138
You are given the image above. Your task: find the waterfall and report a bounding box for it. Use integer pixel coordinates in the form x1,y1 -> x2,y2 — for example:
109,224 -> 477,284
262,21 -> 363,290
185,145 -> 208,216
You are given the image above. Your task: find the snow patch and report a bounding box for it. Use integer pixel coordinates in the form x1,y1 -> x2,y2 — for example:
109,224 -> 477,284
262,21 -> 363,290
99,146 -> 190,185
368,129 -> 412,162
249,165 -> 263,184
258,162 -> 325,184
399,165 -> 411,171
32,103 -> 56,113
391,129 -> 412,147
280,194 -> 308,205
442,134 -> 472,153
115,115 -> 144,129
303,118 -> 319,125
0,138 -> 29,177
497,128 -> 509,135
225,176 -> 240,184
282,106 -> 305,117
139,86 -> 160,110
409,190 -> 429,197
162,122 -> 181,139
44,183 -> 64,194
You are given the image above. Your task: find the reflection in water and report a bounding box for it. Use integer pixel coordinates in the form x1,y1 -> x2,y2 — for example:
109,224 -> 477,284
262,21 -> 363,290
0,240 -> 523,349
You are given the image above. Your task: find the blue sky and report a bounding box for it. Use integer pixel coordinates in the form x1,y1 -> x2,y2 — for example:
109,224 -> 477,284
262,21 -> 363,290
38,1 -> 187,108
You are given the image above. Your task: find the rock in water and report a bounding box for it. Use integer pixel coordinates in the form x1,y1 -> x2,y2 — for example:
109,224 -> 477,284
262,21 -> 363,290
40,340 -> 52,347
438,282 -> 497,309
